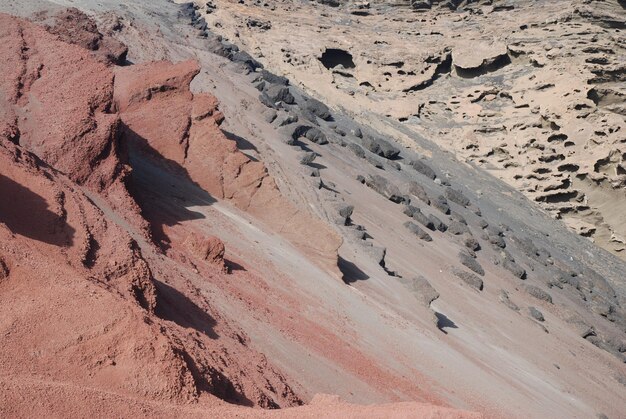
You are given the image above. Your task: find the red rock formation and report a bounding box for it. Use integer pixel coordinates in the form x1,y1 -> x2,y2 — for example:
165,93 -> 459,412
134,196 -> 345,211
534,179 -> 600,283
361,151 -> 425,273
41,8 -> 128,65
184,232 -> 228,273
114,60 -> 342,273
0,12 -> 303,411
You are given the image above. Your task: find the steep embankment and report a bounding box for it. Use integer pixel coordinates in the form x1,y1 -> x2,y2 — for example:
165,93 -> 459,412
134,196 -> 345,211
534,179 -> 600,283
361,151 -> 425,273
0,1 -> 625,418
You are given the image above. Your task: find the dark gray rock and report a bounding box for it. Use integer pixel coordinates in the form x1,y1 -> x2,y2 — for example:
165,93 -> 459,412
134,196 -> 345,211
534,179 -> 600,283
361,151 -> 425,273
412,209 -> 436,231
452,268 -> 484,291
487,234 -> 506,249
348,143 -> 366,158
261,69 -> 289,85
337,204 -> 354,226
513,236 -> 540,259
334,126 -> 346,136
259,93 -> 277,109
264,110 -> 277,123
231,50 -> 262,72
365,175 -> 407,203
266,85 -> 295,104
428,214 -> 447,232
525,285 -> 553,303
410,159 -> 437,179
361,136 -> 400,159
411,0 -> 432,10
432,195 -> 450,214
246,18 -> 271,30
445,187 -> 471,207
459,252 -> 485,276
305,97 -> 332,121
403,205 -> 419,217
503,259 -> 526,279
448,221 -> 470,235
464,236 -> 480,251
279,114 -> 298,126
404,221 -> 433,241
364,245 -> 386,268
450,211 -> 467,225
366,155 -> 384,169
290,125 -> 328,144
407,181 -> 430,204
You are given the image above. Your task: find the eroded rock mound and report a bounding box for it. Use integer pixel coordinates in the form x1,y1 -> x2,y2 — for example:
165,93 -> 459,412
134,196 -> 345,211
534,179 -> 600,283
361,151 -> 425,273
184,232 -> 227,272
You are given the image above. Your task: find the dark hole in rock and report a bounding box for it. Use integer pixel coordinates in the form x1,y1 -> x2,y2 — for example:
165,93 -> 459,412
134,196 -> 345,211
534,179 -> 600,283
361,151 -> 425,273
320,48 -> 355,70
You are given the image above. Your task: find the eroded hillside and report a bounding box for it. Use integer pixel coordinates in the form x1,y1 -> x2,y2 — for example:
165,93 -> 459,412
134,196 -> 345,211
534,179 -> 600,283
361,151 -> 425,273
0,1 -> 625,418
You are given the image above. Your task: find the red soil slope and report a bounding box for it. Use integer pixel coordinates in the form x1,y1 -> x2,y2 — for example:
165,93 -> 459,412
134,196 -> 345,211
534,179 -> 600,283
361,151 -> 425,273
0,10 -> 478,418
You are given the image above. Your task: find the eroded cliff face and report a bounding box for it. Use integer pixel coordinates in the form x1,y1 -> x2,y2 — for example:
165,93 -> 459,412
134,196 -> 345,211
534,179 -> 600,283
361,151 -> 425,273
0,11 -> 309,412
196,0 -> 626,258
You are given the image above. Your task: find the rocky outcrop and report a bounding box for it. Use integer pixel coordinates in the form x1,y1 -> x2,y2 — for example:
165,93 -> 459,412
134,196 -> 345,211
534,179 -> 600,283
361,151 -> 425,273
0,12 -> 305,410
41,8 -> 128,64
0,13 -> 123,192
184,232 -> 227,272
114,60 -> 341,273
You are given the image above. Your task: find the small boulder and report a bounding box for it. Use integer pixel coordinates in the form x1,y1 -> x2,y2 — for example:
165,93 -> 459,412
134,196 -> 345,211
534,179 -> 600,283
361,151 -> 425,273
459,252 -> 485,276
264,110 -> 277,123
365,175 -> 407,203
432,195 -> 450,214
337,204 -> 354,226
266,85 -> 295,104
279,114 -> 299,126
348,143 -> 366,158
404,221 -> 433,242
428,214 -> 447,232
305,127 -> 328,144
305,97 -> 332,120
410,276 -> 440,306
411,209 -> 435,231
364,245 -> 386,268
184,233 -> 227,272
525,284 -> 553,303
407,181 -> 430,204
410,159 -> 436,179
261,70 -> 289,85
503,259 -> 526,279
411,0 -> 432,10
448,221 -> 470,235
300,151 -> 317,165
445,188 -> 470,207
452,268 -> 484,291
464,236 -> 480,251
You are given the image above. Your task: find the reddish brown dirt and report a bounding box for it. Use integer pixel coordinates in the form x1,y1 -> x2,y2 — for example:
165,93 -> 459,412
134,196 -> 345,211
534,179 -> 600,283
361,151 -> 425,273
114,60 -> 342,274
0,11 -> 478,418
